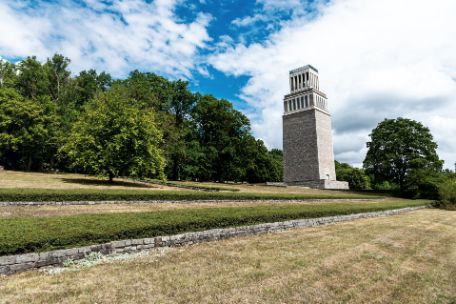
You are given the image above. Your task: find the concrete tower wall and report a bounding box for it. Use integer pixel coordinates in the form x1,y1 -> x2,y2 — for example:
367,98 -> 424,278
283,109 -> 320,183
315,110 -> 337,180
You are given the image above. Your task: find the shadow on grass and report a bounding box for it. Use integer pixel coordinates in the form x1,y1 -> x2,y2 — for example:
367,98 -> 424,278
61,178 -> 155,189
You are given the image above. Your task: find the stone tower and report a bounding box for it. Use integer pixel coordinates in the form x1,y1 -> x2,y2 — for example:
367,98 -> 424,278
282,65 -> 348,189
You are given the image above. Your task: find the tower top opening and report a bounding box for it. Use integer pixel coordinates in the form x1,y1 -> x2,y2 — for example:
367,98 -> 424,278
288,64 -> 320,93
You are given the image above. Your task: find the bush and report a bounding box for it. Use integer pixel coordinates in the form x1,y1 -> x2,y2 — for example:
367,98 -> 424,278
438,179 -> 456,208
335,161 -> 371,190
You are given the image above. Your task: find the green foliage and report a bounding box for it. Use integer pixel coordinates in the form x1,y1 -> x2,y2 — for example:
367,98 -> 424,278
61,86 -> 165,181
0,88 -> 59,170
16,56 -> 50,99
364,118 -> 443,191
0,60 -> 17,88
0,54 -> 282,182
401,169 -> 453,199
0,199 -> 429,255
438,178 -> 456,208
72,69 -> 112,107
191,95 -> 249,181
373,181 -> 398,191
0,188 -> 380,202
335,161 -> 371,190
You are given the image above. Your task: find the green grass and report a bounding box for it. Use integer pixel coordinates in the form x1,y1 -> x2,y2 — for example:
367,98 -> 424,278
0,188 -> 381,202
0,200 -> 430,256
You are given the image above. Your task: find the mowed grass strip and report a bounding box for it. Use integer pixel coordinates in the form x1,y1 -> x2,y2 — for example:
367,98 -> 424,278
0,188 -> 380,202
0,200 -> 429,256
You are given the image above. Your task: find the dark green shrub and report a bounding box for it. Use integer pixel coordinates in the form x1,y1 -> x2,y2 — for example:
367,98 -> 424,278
439,179 -> 456,208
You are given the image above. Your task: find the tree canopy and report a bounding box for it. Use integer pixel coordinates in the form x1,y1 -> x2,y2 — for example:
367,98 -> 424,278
363,117 -> 443,190
0,54 -> 282,183
61,86 -> 165,181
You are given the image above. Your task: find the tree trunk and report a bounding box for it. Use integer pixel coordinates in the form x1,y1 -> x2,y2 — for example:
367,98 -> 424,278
26,154 -> 32,172
108,172 -> 114,183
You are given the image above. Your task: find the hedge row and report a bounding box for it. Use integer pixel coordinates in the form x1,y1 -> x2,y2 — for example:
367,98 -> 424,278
0,188 -> 379,202
0,200 -> 429,255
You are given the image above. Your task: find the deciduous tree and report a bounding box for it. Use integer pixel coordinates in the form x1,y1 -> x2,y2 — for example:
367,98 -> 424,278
61,86 -> 165,181
363,118 -> 442,190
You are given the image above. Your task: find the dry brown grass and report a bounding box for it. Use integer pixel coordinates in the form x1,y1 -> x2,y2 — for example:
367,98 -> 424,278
0,170 -> 178,191
0,198 -> 399,218
1,209 -> 455,304
0,170 -> 362,196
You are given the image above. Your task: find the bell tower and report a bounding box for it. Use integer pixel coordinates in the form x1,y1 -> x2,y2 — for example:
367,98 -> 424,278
282,65 -> 348,189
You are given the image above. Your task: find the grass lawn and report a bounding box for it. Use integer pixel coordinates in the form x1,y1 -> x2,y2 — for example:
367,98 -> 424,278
0,170 -> 379,197
0,198 -> 414,219
0,170 -> 177,191
0,200 -> 429,256
0,209 -> 454,304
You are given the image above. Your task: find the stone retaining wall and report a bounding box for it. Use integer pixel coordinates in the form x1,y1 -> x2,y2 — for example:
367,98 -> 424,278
0,206 -> 426,275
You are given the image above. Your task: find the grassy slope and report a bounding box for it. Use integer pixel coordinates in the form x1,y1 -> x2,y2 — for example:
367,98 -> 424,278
0,200 -> 429,255
1,209 -> 454,304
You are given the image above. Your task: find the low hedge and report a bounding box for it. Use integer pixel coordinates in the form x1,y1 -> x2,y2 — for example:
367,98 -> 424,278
0,188 -> 380,202
0,200 -> 429,255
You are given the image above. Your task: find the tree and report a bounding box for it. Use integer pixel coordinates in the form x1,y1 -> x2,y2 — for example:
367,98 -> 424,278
72,69 -> 112,107
363,118 -> 442,190
16,56 -> 50,99
61,86 -> 165,181
191,95 -> 251,181
44,54 -> 71,103
0,60 -> 17,88
166,80 -> 197,180
0,87 -> 58,170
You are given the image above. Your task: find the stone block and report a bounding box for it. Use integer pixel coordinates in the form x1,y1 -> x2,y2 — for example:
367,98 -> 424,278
9,262 -> 35,273
15,253 -> 39,264
143,238 -> 156,245
111,240 -> 127,249
78,246 -> 93,256
0,255 -> 17,266
131,239 -> 144,246
0,265 -> 11,275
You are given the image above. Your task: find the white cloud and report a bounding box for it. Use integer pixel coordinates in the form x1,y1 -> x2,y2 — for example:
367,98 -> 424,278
209,0 -> 456,169
232,14 -> 268,27
0,0 -> 212,78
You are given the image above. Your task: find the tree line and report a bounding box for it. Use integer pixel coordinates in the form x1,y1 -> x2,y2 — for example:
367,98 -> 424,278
0,54 -> 282,183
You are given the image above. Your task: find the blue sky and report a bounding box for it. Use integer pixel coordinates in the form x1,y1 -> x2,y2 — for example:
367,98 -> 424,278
1,0 -> 456,169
